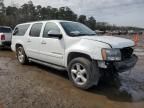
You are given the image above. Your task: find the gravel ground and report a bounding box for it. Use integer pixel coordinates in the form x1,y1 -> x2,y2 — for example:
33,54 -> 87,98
0,42 -> 144,108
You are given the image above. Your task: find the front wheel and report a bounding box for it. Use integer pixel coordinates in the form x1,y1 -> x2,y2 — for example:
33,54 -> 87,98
68,57 -> 100,89
16,46 -> 28,65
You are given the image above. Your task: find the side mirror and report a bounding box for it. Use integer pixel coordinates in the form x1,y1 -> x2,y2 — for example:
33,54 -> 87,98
48,30 -> 62,39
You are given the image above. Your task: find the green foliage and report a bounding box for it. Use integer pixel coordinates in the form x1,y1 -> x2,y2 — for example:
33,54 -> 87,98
0,1 -> 79,28
78,15 -> 87,24
0,0 -> 143,31
86,16 -> 96,30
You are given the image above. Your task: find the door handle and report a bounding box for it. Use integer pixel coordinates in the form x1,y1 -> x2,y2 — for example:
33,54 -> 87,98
27,39 -> 31,42
27,40 -> 31,42
41,41 -> 46,44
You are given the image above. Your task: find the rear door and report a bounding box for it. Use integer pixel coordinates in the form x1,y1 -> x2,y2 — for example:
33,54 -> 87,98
0,27 -> 12,41
25,23 -> 43,59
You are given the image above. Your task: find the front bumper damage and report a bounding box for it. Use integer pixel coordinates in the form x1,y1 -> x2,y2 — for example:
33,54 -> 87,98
114,55 -> 138,72
98,55 -> 138,73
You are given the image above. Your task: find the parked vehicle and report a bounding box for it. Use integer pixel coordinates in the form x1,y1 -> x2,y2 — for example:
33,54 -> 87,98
11,20 -> 138,89
0,26 -> 12,47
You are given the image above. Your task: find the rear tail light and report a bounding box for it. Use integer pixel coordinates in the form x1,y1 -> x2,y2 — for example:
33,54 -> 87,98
0,34 -> 5,40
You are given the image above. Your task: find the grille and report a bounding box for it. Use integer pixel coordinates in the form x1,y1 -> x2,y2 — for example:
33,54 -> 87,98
120,47 -> 133,60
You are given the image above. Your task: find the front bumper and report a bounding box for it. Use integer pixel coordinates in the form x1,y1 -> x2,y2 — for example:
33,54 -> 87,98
114,55 -> 138,72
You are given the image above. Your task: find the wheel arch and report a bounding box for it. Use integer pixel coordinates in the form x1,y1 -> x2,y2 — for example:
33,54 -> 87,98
15,43 -> 23,50
67,52 -> 92,66
15,43 -> 27,55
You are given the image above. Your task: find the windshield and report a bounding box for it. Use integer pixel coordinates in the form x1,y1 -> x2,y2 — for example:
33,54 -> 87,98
60,22 -> 96,36
0,27 -> 12,33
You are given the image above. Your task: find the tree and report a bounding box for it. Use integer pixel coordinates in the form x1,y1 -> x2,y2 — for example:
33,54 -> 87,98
0,1 -> 143,31
57,7 -> 77,21
35,5 -> 42,20
51,8 -> 58,19
87,16 -> 96,30
5,6 -> 19,27
6,6 -> 18,16
20,1 -> 36,22
0,0 -> 5,15
64,7 -> 77,21
78,15 -> 87,24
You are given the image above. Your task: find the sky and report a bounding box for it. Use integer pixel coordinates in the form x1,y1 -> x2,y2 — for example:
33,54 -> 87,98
4,0 -> 144,28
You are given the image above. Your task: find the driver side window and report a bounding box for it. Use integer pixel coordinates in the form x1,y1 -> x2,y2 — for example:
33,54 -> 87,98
43,22 -> 60,38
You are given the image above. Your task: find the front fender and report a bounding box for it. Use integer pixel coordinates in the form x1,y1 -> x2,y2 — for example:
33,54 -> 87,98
64,39 -> 110,66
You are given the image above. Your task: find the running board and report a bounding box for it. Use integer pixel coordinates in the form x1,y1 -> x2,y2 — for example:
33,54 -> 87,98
29,58 -> 66,71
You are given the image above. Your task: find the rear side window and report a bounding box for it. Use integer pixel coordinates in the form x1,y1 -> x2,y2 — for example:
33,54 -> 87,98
0,27 -> 12,33
29,23 -> 43,37
13,24 -> 30,36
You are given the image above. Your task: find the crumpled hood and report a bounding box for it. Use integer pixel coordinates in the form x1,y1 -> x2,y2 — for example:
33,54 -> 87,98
81,35 -> 134,48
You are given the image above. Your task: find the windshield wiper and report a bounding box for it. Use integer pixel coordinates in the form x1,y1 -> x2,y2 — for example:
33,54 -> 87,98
70,33 -> 96,37
78,34 -> 96,36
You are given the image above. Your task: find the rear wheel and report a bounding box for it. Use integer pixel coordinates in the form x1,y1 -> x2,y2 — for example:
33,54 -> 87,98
68,57 -> 100,89
16,46 -> 28,64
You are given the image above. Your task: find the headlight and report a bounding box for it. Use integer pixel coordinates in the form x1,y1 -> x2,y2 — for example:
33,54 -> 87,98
102,48 -> 121,61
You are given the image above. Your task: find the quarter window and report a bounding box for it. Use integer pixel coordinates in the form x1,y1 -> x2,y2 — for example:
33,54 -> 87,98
30,23 -> 43,37
13,24 -> 30,36
43,22 -> 60,38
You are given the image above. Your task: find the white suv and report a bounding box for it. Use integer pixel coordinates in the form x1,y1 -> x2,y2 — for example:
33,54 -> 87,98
11,20 -> 138,89
0,26 -> 12,47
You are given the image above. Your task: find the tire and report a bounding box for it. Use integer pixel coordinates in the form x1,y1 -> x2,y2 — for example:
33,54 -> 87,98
16,46 -> 28,65
68,57 -> 100,90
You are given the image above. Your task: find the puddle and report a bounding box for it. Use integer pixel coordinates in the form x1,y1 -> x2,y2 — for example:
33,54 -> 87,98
119,71 -> 144,102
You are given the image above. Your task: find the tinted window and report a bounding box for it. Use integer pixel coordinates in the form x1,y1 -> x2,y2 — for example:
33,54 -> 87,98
43,22 -> 60,38
30,23 -> 43,37
0,27 -> 12,33
13,24 -> 30,36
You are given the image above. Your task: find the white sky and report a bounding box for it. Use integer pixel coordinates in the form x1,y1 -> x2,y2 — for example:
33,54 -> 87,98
4,0 -> 144,28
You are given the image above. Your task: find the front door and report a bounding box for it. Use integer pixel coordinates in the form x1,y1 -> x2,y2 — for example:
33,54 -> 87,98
39,22 -> 65,66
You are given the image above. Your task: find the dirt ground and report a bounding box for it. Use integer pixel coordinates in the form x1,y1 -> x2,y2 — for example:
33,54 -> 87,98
0,42 -> 144,108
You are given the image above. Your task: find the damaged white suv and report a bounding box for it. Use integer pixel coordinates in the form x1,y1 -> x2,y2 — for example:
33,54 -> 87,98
11,20 -> 138,89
